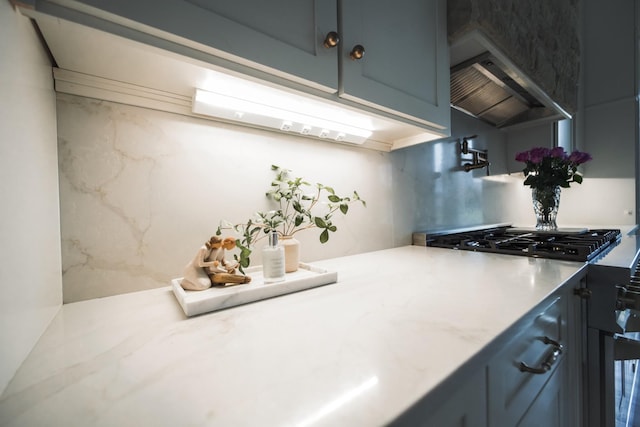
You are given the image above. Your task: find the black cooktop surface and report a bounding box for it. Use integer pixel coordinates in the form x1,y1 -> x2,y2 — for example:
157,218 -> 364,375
425,226 -> 621,262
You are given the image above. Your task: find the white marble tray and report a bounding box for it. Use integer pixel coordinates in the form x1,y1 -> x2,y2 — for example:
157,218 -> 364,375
171,263 -> 337,316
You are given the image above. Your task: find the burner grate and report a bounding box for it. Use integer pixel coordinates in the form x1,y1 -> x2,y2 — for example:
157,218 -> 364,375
426,227 -> 621,262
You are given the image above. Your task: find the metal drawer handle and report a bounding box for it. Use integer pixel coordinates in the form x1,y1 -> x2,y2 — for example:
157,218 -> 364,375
519,336 -> 563,374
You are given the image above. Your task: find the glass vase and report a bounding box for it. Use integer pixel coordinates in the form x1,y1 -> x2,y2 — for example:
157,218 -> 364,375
532,186 -> 561,231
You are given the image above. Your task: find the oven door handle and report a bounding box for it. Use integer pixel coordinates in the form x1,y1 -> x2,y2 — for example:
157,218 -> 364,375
617,286 -> 640,311
614,335 -> 640,360
519,336 -> 563,374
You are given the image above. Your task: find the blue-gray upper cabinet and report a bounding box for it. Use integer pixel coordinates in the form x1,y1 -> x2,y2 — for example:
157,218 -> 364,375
340,0 -> 449,130
20,0 -> 449,132
22,0 -> 337,92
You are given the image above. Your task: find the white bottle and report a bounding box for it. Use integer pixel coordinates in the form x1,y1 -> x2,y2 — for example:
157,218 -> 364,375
262,230 -> 285,283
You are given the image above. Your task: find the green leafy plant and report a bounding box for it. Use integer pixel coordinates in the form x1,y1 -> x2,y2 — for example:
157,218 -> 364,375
217,165 -> 366,272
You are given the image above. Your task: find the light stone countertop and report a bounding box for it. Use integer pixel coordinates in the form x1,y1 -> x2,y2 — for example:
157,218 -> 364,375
0,246 -> 587,427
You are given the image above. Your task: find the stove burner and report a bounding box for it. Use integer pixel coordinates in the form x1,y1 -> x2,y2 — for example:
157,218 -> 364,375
426,227 -> 621,262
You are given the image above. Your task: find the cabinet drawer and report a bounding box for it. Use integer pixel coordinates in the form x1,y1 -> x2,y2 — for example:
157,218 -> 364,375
393,368 -> 487,427
488,294 -> 567,426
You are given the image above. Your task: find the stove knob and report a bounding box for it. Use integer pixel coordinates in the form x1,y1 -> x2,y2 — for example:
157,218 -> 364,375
573,288 -> 592,299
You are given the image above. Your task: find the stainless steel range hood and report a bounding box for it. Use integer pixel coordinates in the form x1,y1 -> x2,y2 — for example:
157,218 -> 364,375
449,31 -> 571,129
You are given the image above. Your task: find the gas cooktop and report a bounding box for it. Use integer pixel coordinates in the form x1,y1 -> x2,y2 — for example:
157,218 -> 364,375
413,225 -> 621,262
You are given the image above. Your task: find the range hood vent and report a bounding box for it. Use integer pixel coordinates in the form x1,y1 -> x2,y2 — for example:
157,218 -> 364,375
449,32 -> 571,129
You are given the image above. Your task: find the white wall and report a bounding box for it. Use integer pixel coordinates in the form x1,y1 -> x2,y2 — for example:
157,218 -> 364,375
0,2 -> 62,395
504,177 -> 636,227
56,94 -> 393,302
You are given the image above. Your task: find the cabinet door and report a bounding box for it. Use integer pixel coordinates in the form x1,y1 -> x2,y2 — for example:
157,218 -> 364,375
422,374 -> 487,427
516,361 -> 564,427
39,0 -> 339,91
393,369 -> 487,427
487,294 -> 567,426
339,0 -> 450,130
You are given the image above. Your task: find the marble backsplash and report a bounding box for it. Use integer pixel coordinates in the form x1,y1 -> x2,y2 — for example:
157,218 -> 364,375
56,94 -> 397,302
58,93 -> 633,303
56,94 -> 526,303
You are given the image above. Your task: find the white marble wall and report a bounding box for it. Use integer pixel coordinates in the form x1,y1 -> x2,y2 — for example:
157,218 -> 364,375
57,94 -> 394,302
0,3 -> 62,395
505,177 -> 637,227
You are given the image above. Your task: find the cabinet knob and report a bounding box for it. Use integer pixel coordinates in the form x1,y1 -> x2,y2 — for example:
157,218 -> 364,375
323,31 -> 340,48
349,44 -> 365,60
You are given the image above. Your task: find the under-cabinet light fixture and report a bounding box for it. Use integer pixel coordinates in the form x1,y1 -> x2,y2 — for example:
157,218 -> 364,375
192,87 -> 374,145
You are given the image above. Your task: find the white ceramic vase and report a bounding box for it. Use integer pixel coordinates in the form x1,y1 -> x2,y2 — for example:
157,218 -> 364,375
280,236 -> 300,272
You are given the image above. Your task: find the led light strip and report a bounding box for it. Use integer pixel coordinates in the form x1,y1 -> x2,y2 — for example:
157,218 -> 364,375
192,88 -> 373,144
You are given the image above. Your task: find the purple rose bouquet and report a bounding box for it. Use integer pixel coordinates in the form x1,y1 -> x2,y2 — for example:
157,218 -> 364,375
514,147 -> 592,190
